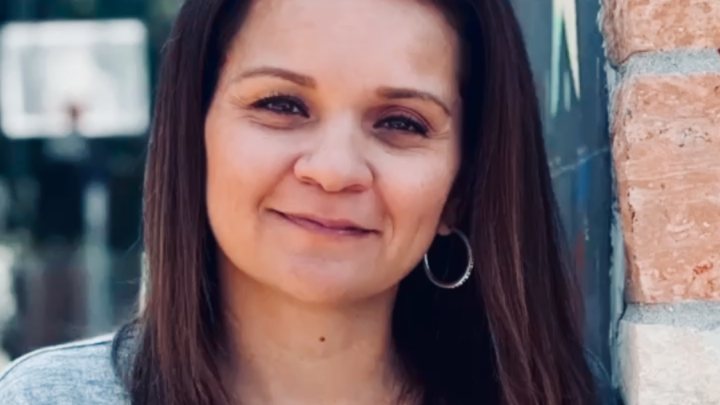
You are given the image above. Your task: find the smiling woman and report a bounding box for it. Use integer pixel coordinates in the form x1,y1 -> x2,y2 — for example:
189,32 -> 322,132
206,0 -> 461,308
0,0 -> 613,405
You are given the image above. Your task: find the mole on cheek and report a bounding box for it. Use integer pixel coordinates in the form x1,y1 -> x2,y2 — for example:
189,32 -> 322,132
319,336 -> 326,342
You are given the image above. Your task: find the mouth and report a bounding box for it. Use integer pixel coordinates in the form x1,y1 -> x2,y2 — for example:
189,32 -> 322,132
271,210 -> 376,237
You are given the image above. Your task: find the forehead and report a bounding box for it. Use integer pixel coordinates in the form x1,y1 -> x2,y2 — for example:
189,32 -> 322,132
224,0 -> 459,97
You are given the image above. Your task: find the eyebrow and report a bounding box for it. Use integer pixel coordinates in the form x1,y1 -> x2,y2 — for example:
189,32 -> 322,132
233,66 -> 451,115
234,66 -> 317,88
376,87 -> 451,116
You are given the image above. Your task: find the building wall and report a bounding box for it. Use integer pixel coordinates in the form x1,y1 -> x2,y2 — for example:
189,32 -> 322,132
601,1 -> 720,404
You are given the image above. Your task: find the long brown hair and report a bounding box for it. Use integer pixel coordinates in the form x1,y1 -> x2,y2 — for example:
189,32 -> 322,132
113,0 -> 598,404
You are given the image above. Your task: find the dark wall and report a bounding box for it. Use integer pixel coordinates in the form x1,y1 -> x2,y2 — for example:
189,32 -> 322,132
510,0 -> 614,370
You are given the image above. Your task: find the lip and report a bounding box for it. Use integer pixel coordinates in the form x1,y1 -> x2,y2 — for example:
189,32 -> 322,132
271,210 -> 376,237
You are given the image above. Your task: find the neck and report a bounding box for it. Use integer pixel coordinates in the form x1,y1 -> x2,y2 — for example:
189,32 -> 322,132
220,265 -> 409,405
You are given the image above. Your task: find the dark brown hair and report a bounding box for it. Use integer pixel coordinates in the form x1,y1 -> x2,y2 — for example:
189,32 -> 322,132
113,0 -> 599,404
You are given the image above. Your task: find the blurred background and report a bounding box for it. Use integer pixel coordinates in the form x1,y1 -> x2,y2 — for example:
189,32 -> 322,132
0,0 -> 613,380
0,0 -> 183,368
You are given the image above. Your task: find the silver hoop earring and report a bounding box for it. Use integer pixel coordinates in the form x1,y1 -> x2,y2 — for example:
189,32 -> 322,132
423,229 -> 474,289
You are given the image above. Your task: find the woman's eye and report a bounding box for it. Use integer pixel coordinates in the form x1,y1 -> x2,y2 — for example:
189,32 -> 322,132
252,95 -> 308,117
376,116 -> 429,136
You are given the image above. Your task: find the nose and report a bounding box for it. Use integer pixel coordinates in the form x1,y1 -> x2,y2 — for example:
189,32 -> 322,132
293,120 -> 373,193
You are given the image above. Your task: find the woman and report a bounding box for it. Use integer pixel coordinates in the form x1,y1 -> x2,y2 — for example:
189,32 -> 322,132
0,0 -> 614,404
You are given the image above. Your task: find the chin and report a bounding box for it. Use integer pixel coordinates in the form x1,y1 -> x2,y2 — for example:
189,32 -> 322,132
269,260 -> 394,305
280,270 -> 371,305
222,251 -> 402,305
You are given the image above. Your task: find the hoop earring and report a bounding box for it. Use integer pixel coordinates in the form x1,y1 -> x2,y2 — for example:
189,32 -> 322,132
423,229 -> 474,289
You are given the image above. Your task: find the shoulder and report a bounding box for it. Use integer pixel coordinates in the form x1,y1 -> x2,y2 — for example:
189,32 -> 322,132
0,334 -> 129,405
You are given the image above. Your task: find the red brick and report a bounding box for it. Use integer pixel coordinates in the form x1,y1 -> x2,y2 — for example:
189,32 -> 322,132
603,0 -> 720,64
612,74 -> 720,303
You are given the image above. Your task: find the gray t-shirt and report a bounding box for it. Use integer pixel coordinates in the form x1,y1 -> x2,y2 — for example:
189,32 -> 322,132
0,334 -> 128,404
0,333 -> 617,405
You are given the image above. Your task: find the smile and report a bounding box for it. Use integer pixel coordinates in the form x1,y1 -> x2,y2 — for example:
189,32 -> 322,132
271,210 -> 376,238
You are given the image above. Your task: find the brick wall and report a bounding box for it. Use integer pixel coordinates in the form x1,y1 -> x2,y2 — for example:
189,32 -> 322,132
601,1 -> 720,404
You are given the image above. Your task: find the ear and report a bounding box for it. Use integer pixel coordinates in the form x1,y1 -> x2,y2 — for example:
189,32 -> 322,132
437,196 -> 460,236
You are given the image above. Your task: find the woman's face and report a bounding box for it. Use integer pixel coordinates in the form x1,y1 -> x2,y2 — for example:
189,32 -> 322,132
205,0 -> 461,304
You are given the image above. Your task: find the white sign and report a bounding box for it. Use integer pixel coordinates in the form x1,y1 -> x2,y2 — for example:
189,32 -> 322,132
0,19 -> 150,139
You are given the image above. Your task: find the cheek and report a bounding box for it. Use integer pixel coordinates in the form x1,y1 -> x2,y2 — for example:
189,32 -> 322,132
377,150 -> 458,256
204,112 -> 292,241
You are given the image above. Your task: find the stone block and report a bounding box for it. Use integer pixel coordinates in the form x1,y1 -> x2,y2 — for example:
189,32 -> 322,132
611,73 -> 720,302
603,0 -> 720,64
616,303 -> 720,405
